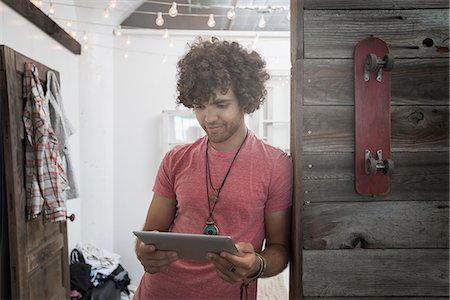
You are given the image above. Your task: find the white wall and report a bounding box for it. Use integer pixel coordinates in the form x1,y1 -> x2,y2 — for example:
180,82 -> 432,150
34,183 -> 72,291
0,1 -> 82,251
112,30 -> 290,285
1,0 -> 291,289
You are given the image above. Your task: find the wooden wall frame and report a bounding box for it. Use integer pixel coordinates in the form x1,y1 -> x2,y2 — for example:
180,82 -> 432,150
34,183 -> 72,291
1,0 -> 81,55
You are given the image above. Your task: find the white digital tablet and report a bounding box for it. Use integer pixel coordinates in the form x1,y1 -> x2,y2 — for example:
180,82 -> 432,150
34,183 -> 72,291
133,231 -> 239,260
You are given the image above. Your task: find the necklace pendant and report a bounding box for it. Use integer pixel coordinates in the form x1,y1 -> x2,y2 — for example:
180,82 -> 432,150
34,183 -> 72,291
209,193 -> 218,204
204,218 -> 219,235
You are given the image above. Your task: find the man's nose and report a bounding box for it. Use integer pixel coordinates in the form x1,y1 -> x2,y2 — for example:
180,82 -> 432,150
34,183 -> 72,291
204,106 -> 218,123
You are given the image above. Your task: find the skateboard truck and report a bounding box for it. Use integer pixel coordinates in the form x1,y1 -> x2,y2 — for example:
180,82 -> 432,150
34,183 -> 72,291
365,149 -> 394,176
364,53 -> 394,82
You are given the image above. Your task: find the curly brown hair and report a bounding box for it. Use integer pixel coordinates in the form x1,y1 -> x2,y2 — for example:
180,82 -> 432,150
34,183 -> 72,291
176,37 -> 270,114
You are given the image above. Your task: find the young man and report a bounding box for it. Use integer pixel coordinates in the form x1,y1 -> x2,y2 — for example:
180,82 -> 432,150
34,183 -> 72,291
134,37 -> 293,300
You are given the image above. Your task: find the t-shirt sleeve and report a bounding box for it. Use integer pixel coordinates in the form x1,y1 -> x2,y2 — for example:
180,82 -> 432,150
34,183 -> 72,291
265,152 -> 293,212
152,149 -> 177,200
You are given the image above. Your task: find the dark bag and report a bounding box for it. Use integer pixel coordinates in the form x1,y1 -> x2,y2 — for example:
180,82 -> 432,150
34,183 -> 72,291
70,249 -> 92,294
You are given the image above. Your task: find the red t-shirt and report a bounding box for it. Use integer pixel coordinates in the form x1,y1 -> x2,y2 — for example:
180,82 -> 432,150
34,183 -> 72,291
134,130 -> 293,300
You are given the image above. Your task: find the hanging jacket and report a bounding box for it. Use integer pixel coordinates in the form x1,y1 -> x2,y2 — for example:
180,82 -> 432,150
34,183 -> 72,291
46,70 -> 79,200
23,63 -> 68,222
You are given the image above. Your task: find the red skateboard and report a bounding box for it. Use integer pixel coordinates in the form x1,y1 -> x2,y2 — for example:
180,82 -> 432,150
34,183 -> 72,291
354,37 -> 394,196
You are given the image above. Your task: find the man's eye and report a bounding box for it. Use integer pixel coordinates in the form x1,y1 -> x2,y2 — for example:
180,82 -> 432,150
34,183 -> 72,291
217,104 -> 228,109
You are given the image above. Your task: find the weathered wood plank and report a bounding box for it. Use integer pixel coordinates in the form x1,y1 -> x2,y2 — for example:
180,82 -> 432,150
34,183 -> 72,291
304,0 -> 450,9
304,10 -> 449,58
303,151 -> 448,178
303,58 -> 449,106
290,59 -> 305,298
302,106 -> 448,152
302,152 -> 449,201
1,0 -> 81,55
303,249 -> 449,296
303,201 -> 449,249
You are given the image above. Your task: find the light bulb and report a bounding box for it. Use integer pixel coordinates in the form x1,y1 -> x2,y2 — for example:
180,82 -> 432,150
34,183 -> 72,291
287,10 -> 290,21
207,14 -> 216,28
114,26 -> 122,36
162,29 -> 169,39
124,52 -> 129,59
258,14 -> 266,28
49,2 -> 55,15
71,31 -> 77,38
168,2 -> 177,17
83,32 -> 88,41
169,39 -> 174,48
84,44 -> 89,50
162,56 -> 167,63
226,7 -> 235,20
104,8 -> 110,18
66,20 -> 72,27
109,0 -> 116,9
126,36 -> 131,45
37,0 -> 43,6
156,12 -> 164,26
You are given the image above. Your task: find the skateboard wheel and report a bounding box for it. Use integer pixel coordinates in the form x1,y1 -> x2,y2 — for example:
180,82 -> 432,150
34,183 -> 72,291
382,54 -> 394,71
365,54 -> 378,71
365,157 -> 377,176
383,159 -> 394,175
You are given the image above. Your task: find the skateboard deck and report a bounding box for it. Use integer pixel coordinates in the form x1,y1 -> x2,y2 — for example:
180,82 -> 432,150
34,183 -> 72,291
354,37 -> 394,196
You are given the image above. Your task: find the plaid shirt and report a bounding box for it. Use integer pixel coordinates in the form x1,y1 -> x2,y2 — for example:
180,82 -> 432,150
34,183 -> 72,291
23,63 -> 68,222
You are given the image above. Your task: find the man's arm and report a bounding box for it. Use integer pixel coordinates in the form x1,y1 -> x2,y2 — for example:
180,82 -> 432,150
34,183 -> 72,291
135,194 -> 178,274
259,207 -> 291,277
207,207 -> 291,283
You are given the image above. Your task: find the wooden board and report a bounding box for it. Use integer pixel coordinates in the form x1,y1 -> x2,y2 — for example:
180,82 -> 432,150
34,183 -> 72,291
302,106 -> 448,152
1,45 -> 69,299
303,10 -> 449,58
302,151 -> 449,202
303,58 -> 449,106
303,249 -> 449,296
303,201 -> 449,249
303,0 -> 450,9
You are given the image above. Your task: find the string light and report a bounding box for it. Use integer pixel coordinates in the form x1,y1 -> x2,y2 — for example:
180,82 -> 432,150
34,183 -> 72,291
83,32 -> 88,41
126,36 -> 131,45
162,29 -> 169,39
124,52 -> 129,59
155,12 -> 164,26
71,31 -> 77,38
66,20 -> 72,27
168,2 -> 178,17
162,56 -> 167,63
37,0 -> 43,7
104,8 -> 110,18
109,0 -> 117,9
49,2 -> 55,15
207,14 -> 216,28
168,39 -> 174,48
226,7 -> 235,20
84,44 -> 89,50
258,14 -> 266,28
113,26 -> 122,36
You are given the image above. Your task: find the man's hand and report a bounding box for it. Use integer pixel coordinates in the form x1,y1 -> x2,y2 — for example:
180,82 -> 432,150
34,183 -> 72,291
136,240 -> 178,274
206,242 -> 261,284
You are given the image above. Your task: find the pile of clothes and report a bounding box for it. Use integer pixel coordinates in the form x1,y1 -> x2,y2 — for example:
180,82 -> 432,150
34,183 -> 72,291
70,243 -> 131,300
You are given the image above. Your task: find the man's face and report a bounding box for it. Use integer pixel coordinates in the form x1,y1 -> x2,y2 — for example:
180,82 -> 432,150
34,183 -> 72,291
193,88 -> 245,145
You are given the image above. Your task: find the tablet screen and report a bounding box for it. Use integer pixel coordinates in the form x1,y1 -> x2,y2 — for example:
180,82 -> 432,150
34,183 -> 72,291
133,231 -> 239,260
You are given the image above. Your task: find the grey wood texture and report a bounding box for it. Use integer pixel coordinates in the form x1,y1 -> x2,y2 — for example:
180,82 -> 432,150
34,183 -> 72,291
303,0 -> 450,9
303,10 -> 449,58
303,58 -> 449,106
302,152 -> 449,202
302,106 -> 448,152
303,201 -> 449,249
303,249 -> 449,296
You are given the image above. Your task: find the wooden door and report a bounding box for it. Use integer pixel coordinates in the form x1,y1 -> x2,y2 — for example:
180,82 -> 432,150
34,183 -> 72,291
290,0 -> 449,299
1,45 -> 70,299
